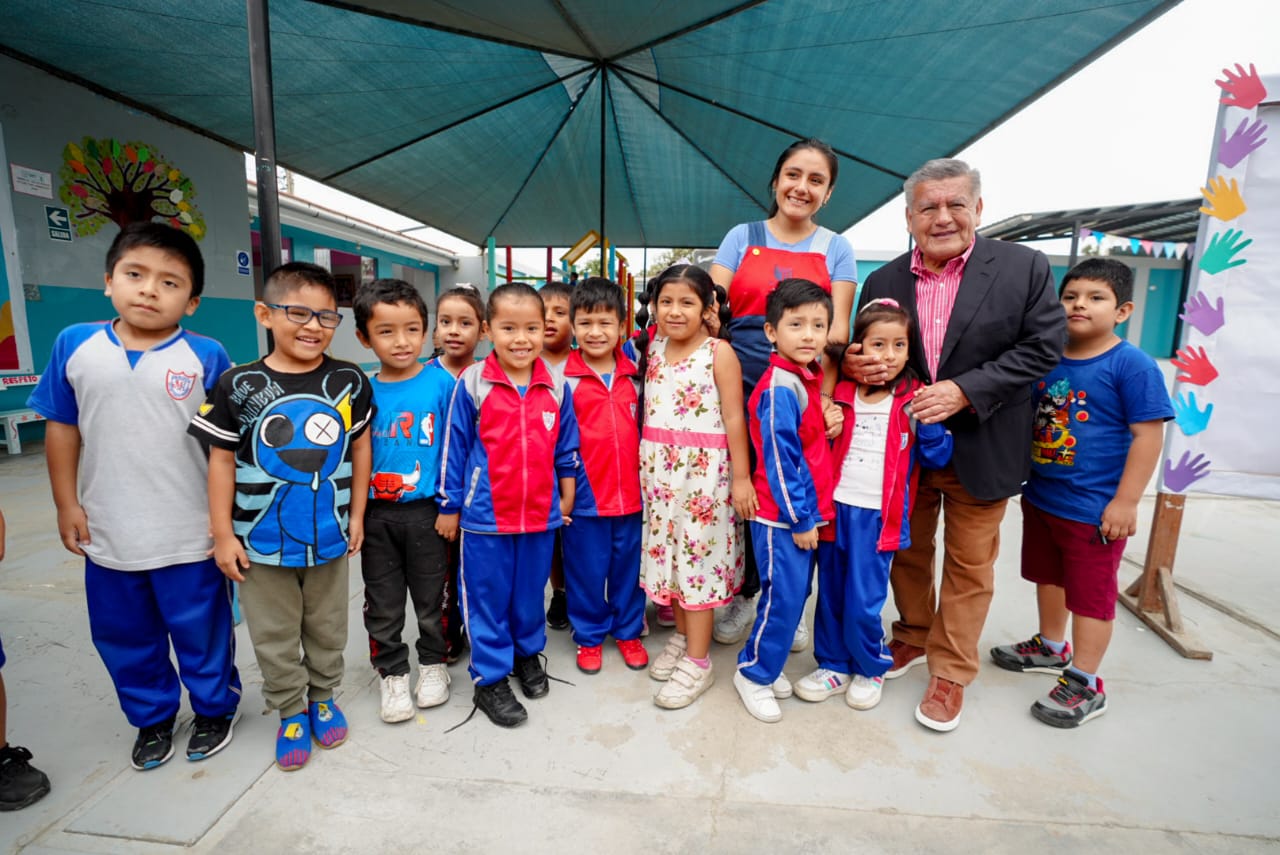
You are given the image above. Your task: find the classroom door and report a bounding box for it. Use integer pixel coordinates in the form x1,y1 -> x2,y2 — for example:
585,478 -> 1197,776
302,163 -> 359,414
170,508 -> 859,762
1139,268 -> 1183,358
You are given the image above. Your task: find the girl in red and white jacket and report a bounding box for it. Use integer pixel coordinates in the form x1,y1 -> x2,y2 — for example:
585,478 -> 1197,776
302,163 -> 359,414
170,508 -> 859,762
796,299 -> 952,712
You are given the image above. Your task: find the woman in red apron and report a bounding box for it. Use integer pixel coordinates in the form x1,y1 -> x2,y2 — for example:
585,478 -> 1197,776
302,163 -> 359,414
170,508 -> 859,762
708,138 -> 859,644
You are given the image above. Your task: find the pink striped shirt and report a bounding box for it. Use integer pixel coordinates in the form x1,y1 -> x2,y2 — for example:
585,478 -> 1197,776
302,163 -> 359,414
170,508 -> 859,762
911,241 -> 975,381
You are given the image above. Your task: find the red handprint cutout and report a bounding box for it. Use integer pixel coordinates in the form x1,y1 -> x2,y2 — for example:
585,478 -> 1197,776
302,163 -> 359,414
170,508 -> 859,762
1171,346 -> 1219,386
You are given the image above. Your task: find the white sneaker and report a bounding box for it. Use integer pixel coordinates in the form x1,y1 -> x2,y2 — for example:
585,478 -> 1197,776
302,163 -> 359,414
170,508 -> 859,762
415,663 -> 451,709
733,670 -> 782,723
846,674 -> 884,711
654,657 -> 714,709
379,673 -> 414,723
713,594 -> 758,645
794,668 -> 852,702
649,633 -> 688,681
790,617 -> 811,652
772,672 -> 793,699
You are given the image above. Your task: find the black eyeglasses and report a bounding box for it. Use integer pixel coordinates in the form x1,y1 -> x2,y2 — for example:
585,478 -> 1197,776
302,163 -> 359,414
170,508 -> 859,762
265,303 -> 343,329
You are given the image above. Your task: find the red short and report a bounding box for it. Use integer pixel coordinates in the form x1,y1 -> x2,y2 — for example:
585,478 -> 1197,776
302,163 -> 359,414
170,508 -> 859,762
1019,498 -> 1126,621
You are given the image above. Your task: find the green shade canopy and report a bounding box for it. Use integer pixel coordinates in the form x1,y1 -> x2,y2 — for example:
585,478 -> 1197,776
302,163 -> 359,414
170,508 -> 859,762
0,0 -> 1178,246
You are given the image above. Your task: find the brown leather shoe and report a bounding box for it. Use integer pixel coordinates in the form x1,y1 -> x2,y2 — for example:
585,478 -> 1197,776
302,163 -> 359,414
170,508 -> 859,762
885,640 -> 926,679
915,675 -> 963,732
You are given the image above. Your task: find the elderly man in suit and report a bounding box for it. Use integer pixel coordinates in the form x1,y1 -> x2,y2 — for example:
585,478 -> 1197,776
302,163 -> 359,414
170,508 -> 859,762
845,158 -> 1065,732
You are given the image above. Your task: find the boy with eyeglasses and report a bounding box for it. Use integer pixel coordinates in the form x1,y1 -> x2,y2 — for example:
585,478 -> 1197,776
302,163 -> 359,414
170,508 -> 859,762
190,262 -> 373,770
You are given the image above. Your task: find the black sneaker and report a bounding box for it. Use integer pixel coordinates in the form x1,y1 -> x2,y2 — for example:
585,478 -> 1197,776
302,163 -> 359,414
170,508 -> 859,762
131,718 -> 176,770
1031,672 -> 1107,728
473,679 -> 528,728
546,589 -> 570,631
990,634 -> 1072,674
186,712 -> 240,761
0,744 -> 51,811
514,654 -> 549,699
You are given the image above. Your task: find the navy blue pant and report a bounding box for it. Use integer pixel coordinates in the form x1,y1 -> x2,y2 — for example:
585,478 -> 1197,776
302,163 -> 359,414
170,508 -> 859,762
85,556 -> 241,728
459,530 -> 554,686
737,521 -> 812,685
814,503 -> 894,678
561,513 -> 644,647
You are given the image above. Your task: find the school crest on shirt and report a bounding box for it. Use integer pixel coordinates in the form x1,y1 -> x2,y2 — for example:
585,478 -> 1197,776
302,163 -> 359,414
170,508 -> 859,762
165,369 -> 196,401
542,410 -> 556,431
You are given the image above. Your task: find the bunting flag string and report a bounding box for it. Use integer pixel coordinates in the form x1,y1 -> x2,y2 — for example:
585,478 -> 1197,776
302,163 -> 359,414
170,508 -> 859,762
1077,228 -> 1191,258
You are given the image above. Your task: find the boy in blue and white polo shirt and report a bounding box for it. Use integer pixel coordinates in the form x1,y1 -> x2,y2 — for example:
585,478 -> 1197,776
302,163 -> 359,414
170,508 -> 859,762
28,223 -> 241,771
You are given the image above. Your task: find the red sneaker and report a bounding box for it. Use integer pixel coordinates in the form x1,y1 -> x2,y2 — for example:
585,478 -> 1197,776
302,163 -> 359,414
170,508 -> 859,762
886,639 -> 926,679
615,638 -> 649,670
577,645 -> 603,674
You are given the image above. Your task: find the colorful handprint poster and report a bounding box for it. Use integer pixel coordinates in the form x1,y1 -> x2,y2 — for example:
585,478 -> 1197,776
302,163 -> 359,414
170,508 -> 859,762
1164,66 -> 1280,500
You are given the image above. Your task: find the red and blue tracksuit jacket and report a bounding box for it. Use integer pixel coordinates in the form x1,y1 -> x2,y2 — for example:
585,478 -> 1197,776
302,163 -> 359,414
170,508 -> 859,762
823,377 -> 954,551
438,353 -> 579,533
748,354 -> 835,533
562,349 -> 642,517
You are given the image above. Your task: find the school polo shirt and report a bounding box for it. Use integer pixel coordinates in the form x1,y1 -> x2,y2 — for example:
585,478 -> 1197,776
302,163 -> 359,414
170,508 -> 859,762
28,322 -> 231,570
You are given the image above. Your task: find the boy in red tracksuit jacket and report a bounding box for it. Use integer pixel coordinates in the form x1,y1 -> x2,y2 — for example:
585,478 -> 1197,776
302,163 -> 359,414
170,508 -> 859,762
798,298 -> 952,713
560,278 -> 648,675
436,284 -> 579,729
733,280 -> 836,724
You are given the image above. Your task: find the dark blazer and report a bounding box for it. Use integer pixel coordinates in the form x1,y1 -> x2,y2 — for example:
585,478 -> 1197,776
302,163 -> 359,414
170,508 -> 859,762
858,236 -> 1065,501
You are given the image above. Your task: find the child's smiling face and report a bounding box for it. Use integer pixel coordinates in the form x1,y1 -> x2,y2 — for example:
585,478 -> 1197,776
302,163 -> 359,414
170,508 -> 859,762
485,295 -> 544,379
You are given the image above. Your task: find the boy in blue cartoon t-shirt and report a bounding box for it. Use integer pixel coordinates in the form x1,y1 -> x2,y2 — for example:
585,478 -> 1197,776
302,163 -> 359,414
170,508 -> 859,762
353,278 -> 455,723
189,262 -> 373,771
990,259 -> 1173,728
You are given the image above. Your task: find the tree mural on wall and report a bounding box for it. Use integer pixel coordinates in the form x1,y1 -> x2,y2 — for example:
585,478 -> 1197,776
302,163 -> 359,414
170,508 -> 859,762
58,137 -> 206,239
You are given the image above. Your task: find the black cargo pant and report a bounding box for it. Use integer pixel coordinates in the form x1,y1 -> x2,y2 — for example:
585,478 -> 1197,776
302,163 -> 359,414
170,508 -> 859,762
361,499 -> 448,676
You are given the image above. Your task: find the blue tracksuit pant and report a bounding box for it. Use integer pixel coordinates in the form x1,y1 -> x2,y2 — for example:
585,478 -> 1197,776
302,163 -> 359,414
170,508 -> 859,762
814,503 -> 895,678
85,556 -> 241,728
561,513 -> 644,647
737,521 -> 812,685
459,530 -> 554,686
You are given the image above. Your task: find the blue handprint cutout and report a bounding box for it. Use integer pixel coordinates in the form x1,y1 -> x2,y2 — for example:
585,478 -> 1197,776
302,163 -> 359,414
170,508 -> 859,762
1172,391 -> 1213,436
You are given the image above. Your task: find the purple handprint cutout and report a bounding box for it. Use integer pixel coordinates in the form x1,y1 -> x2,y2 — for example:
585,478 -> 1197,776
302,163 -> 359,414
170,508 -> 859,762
1179,293 -> 1225,336
1217,63 -> 1266,110
1164,451 -> 1211,493
1219,118 -> 1268,169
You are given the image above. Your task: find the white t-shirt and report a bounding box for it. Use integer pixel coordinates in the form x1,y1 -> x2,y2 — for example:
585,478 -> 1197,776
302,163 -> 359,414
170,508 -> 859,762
833,391 -> 893,509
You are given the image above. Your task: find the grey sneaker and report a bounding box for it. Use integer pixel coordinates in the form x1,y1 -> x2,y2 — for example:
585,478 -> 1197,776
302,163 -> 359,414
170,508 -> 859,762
990,634 -> 1072,674
713,594 -> 758,645
1031,672 -> 1107,728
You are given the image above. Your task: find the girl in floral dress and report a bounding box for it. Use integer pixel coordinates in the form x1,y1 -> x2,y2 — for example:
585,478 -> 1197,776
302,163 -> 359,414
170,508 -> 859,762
636,264 -> 756,709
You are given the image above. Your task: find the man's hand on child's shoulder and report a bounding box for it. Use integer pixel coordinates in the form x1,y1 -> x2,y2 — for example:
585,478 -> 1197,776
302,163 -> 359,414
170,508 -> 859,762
435,512 -> 460,542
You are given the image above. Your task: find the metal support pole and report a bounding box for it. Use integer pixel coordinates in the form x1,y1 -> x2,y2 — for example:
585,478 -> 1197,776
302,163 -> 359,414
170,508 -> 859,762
486,237 -> 497,293
598,67 -> 607,260
246,0 -> 282,284
546,247 -> 553,287
1067,218 -> 1081,269
506,245 -> 513,283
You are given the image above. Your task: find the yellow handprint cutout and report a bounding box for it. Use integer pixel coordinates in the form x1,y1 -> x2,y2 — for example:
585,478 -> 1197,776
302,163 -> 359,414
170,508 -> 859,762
1199,176 -> 1247,222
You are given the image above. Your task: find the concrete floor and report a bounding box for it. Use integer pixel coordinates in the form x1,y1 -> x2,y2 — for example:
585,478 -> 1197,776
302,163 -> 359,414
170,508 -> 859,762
1,441 -> 1277,854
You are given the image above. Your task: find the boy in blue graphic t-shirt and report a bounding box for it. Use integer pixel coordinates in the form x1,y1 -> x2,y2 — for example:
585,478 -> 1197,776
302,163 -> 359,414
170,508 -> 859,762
991,259 -> 1174,728
353,278 -> 455,723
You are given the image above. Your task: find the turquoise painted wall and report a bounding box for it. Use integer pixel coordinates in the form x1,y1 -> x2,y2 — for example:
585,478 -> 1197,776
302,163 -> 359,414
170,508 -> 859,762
1140,268 -> 1183,358
250,217 -> 443,285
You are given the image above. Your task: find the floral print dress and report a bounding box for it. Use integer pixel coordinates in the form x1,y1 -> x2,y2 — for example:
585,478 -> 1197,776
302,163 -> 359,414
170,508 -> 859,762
639,335 -> 743,610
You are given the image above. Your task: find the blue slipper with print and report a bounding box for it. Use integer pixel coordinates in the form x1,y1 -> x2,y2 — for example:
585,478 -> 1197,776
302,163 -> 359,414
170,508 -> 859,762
275,710 -> 311,771
309,699 -> 348,749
